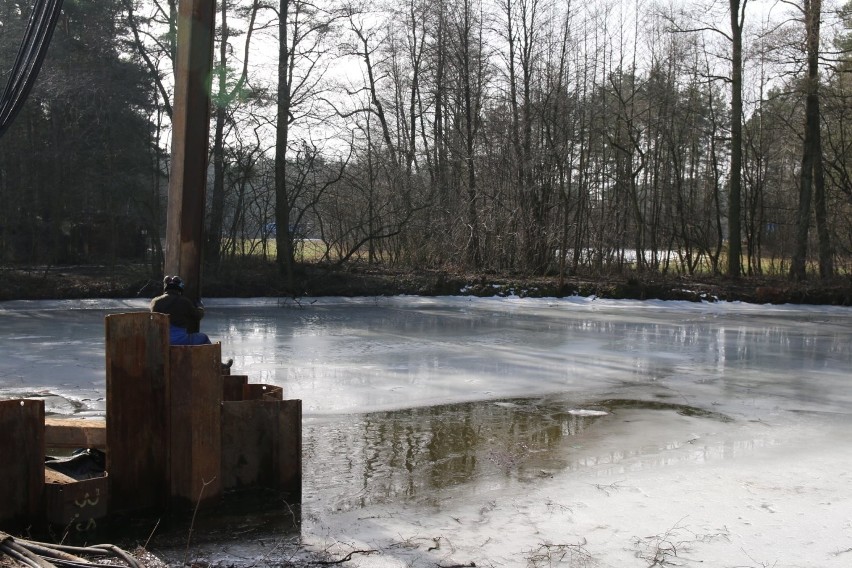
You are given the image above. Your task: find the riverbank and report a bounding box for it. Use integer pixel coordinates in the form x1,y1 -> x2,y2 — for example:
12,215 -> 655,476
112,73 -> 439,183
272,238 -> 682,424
1,262 -> 851,305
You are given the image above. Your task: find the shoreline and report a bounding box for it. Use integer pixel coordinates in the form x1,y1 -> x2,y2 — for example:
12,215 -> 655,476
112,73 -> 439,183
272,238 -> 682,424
1,262 -> 851,306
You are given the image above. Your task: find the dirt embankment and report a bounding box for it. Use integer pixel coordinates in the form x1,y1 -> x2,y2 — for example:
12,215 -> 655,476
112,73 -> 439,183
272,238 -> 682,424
1,263 -> 851,306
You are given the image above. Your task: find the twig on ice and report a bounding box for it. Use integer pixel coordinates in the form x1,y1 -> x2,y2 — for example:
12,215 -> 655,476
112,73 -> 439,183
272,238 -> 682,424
311,549 -> 378,565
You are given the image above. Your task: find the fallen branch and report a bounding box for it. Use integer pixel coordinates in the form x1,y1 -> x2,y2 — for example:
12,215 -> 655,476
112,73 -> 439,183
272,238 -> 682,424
311,549 -> 378,565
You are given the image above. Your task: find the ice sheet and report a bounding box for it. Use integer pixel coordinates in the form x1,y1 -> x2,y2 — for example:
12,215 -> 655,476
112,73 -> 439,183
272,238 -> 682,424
2,296 -> 851,566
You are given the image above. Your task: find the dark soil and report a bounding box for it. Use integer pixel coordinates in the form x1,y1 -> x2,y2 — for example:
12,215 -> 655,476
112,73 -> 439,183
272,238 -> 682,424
1,262 -> 851,306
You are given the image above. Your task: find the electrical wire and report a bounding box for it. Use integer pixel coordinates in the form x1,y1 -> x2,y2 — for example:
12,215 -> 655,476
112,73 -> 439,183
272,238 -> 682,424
0,0 -> 65,139
0,532 -> 142,568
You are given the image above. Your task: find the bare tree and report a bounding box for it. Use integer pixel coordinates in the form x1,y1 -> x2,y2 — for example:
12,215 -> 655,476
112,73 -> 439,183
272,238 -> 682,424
727,0 -> 747,277
449,0 -> 489,268
665,0 -> 749,276
123,0 -> 177,118
274,0 -> 339,284
791,0 -> 834,279
207,0 -> 261,267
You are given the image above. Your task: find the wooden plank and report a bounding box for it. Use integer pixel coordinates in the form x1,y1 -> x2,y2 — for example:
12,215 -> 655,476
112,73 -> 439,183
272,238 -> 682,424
277,399 -> 302,500
243,383 -> 283,401
221,400 -> 275,490
105,312 -> 170,513
223,375 -> 248,401
0,399 -> 44,527
45,468 -> 77,484
45,418 -> 106,450
164,0 -> 215,303
221,399 -> 301,499
169,344 -> 222,506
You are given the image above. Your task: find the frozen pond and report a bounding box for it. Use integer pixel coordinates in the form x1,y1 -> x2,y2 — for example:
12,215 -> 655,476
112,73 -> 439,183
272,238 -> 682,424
2,296 -> 852,567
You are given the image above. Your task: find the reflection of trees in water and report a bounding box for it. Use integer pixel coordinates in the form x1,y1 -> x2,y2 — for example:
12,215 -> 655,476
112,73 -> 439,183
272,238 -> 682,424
357,399 -> 602,501
303,397 -> 741,513
426,411 -> 479,488
713,324 -> 846,409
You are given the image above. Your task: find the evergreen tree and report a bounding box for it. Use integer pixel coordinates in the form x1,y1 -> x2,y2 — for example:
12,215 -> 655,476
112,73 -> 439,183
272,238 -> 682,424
0,0 -> 157,264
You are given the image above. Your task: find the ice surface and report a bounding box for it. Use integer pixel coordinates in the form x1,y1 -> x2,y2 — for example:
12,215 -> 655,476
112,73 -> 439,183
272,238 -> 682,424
1,296 -> 851,566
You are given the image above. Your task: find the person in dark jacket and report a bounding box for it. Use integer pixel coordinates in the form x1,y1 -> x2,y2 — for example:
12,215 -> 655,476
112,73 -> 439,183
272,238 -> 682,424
150,275 -> 211,345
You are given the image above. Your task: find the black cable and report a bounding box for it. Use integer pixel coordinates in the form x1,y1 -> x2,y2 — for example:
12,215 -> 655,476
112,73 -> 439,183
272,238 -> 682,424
0,0 -> 65,139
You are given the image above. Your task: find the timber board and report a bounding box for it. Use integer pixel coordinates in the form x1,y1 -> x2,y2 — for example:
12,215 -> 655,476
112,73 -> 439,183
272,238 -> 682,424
0,399 -> 45,526
105,312 -> 170,513
45,418 -> 106,450
169,344 -> 223,506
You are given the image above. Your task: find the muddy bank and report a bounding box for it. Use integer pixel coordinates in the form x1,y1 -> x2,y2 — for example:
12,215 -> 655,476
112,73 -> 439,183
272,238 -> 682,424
1,262 -> 851,306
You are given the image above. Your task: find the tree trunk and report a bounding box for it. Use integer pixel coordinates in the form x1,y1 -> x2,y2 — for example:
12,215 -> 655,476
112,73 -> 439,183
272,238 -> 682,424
727,0 -> 744,277
207,0 -> 229,268
791,0 -> 831,280
276,0 -> 295,284
810,0 -> 833,279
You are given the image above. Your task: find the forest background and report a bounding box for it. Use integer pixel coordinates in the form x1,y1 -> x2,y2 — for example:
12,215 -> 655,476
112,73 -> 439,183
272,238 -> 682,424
1,0 -> 852,304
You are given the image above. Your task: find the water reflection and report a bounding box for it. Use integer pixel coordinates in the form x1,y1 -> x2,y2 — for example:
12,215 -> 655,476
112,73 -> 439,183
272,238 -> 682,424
3,299 -> 849,566
3,298 -> 851,418
303,398 -> 608,512
208,299 -> 852,416
299,394 -> 797,521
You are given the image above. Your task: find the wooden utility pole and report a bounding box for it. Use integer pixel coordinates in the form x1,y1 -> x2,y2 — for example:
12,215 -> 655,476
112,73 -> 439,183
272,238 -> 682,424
165,0 -> 216,303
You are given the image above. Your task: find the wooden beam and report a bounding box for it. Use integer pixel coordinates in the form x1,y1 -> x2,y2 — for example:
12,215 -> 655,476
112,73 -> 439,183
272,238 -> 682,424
0,399 -> 44,527
45,418 -> 106,450
165,0 -> 216,303
105,312 -> 170,513
169,344 -> 222,507
277,399 -> 302,501
244,383 -> 283,401
45,468 -> 78,485
221,399 -> 301,500
223,374 -> 248,401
